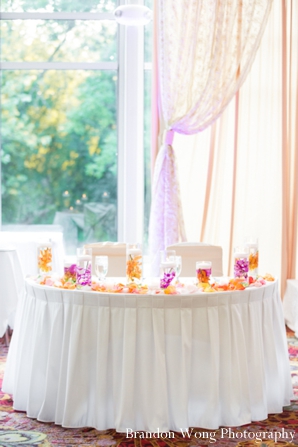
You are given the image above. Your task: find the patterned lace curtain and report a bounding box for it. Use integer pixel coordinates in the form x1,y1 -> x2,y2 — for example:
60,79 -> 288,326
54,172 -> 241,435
149,0 -> 272,273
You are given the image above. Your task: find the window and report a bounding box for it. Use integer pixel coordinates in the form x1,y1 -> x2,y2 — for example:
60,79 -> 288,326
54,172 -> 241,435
1,0 -> 152,254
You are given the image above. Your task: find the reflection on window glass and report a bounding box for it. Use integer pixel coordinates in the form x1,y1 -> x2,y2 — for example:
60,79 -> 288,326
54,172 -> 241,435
1,20 -> 117,63
143,0 -> 153,249
144,0 -> 153,63
144,70 -> 152,250
144,20 -> 152,63
1,70 -> 118,253
1,0 -> 116,13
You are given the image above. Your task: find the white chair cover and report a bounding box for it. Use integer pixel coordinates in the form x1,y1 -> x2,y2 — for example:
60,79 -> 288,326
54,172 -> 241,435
0,225 -> 65,276
84,242 -> 126,277
167,242 -> 223,277
0,246 -> 25,337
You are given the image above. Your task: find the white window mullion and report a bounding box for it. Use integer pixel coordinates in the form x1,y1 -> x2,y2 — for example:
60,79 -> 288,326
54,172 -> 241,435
0,12 -> 115,20
117,0 -> 144,244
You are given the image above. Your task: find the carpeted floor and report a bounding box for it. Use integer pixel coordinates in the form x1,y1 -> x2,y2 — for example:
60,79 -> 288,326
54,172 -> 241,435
0,329 -> 298,447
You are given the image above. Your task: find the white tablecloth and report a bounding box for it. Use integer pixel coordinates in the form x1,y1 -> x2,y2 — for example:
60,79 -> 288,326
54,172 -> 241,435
3,279 -> 292,432
283,279 -> 298,337
0,248 -> 24,337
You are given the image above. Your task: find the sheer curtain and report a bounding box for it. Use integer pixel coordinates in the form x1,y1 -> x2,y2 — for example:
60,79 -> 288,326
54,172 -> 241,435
149,0 -> 272,273
174,0 -> 298,294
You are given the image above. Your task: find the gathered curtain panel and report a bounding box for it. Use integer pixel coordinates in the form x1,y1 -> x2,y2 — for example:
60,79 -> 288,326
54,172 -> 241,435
170,0 -> 298,295
149,0 -> 273,273
280,0 -> 298,294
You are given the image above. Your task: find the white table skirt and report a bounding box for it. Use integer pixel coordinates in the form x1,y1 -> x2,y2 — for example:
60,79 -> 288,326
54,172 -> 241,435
283,279 -> 298,336
0,248 -> 24,337
2,279 -> 293,432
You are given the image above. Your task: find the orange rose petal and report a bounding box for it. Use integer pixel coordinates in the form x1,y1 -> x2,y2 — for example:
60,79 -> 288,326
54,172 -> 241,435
164,285 -> 177,294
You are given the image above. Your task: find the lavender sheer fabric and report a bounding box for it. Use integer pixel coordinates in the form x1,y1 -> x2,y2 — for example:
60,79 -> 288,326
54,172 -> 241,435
149,0 -> 272,273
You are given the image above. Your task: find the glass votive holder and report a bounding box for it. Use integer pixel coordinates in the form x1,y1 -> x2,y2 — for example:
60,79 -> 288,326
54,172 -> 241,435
245,238 -> 259,278
234,247 -> 249,279
126,243 -> 142,284
64,263 -> 77,281
196,261 -> 212,284
95,255 -> 108,281
160,249 -> 177,288
76,247 -> 92,286
37,240 -> 52,274
175,256 -> 182,280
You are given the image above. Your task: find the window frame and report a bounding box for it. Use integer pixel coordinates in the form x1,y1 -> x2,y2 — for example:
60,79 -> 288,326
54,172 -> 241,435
0,1 -> 147,246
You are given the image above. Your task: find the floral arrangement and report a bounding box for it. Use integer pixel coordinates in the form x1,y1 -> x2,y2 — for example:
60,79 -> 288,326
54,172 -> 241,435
64,264 -> 77,281
34,270 -> 275,296
38,247 -> 52,272
76,265 -> 92,286
234,258 -> 249,279
249,251 -> 259,271
91,282 -> 149,294
126,255 -> 142,282
196,268 -> 211,283
160,270 -> 176,289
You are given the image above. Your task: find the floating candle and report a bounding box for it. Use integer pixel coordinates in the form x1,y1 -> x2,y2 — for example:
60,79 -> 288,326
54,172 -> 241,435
234,252 -> 248,258
161,261 -> 176,269
127,248 -> 142,256
196,261 -> 212,268
77,255 -> 92,262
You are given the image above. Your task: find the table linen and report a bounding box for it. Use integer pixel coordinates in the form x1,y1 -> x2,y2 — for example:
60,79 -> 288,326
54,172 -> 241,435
0,247 -> 24,337
3,278 -> 292,432
283,279 -> 298,337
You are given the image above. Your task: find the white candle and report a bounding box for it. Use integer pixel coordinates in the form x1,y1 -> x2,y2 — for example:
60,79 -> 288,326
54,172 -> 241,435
78,255 -> 92,262
127,249 -> 142,256
38,242 -> 52,248
234,252 -> 248,258
161,261 -> 176,269
196,261 -> 212,269
246,243 -> 258,249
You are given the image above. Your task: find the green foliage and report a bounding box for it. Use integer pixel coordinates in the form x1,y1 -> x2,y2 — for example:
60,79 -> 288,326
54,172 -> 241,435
2,0 -> 116,13
1,0 -> 153,251
1,67 -> 117,225
1,1 -> 118,236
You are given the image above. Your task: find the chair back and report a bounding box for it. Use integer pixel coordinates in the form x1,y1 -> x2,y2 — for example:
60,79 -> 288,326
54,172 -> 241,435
84,242 -> 126,277
0,225 -> 64,276
167,242 -> 223,277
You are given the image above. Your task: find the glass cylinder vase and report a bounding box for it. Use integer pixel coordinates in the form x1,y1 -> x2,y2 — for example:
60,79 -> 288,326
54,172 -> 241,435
76,247 -> 92,286
37,241 -> 53,274
196,261 -> 212,284
126,243 -> 142,284
160,250 -> 177,289
245,238 -> 259,278
234,247 -> 249,279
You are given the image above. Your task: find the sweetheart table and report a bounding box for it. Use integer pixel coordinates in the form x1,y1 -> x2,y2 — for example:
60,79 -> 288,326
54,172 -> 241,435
2,278 -> 292,432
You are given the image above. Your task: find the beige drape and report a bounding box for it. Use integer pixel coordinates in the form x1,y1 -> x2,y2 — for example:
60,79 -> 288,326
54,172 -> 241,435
174,0 -> 298,295
281,0 -> 298,295
149,0 -> 272,274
